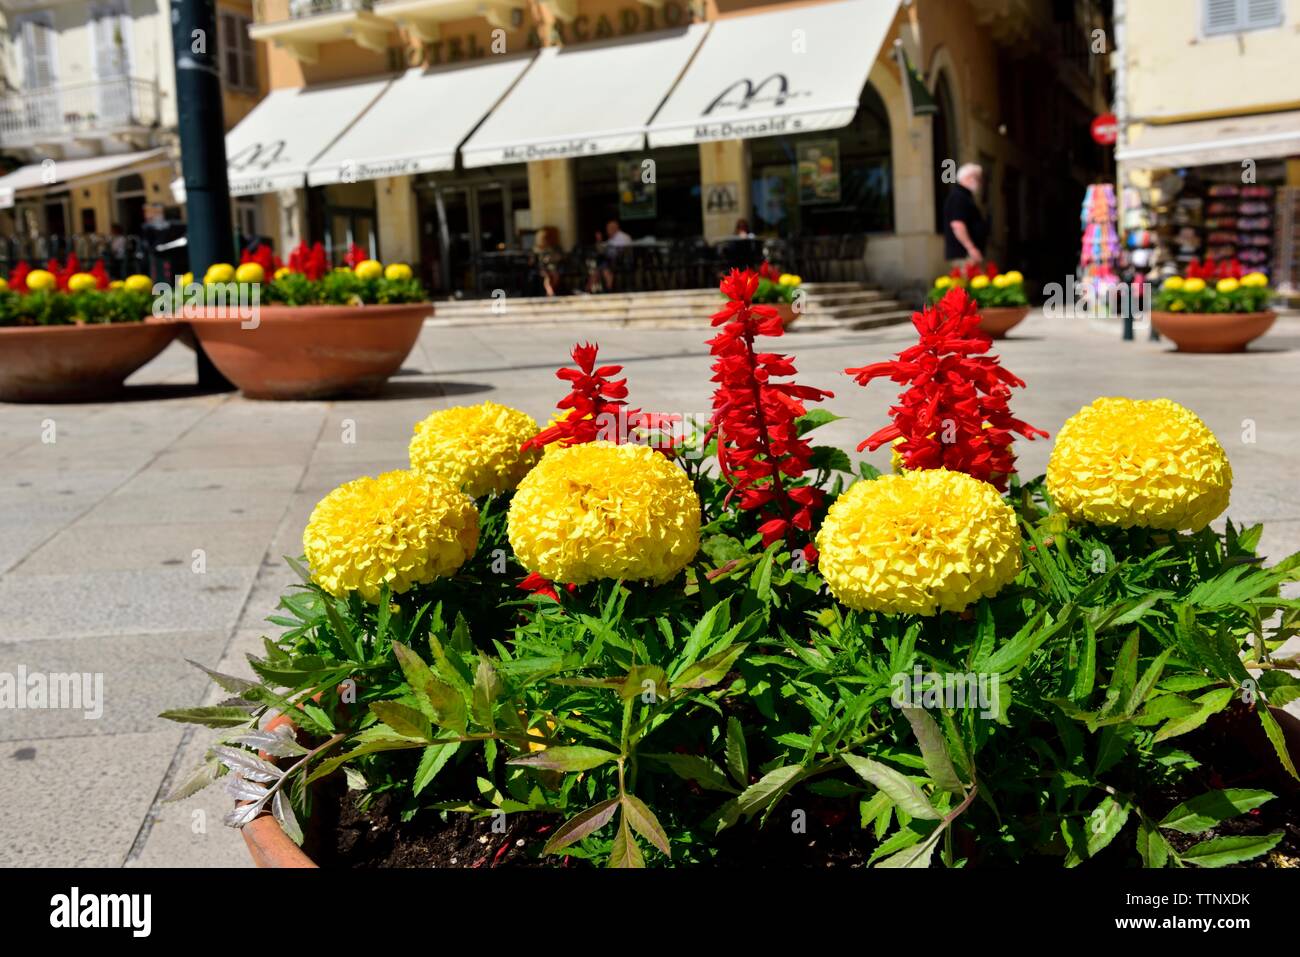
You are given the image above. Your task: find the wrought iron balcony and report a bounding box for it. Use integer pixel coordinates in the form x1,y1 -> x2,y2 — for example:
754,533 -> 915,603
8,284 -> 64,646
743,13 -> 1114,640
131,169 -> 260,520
251,0 -> 392,61
0,77 -> 159,149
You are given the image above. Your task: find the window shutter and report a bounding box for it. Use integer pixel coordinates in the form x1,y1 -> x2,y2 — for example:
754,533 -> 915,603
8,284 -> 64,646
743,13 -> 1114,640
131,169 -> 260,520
1244,0 -> 1283,28
1203,0 -> 1243,35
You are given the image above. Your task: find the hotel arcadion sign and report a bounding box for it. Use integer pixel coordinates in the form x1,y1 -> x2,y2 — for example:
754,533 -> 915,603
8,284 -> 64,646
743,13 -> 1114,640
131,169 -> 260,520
390,0 -> 705,69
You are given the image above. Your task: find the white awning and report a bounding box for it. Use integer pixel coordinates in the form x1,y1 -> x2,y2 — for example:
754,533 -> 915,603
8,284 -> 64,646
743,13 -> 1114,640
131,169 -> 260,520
460,24 -> 708,168
0,149 -> 171,209
1116,111 -> 1300,169
308,56 -> 534,186
225,79 -> 392,196
647,0 -> 901,148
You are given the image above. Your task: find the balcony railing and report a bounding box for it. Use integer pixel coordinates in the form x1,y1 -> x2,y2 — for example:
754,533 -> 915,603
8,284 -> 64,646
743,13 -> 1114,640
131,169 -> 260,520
0,77 -> 159,149
250,0 -> 390,61
283,0 -> 374,20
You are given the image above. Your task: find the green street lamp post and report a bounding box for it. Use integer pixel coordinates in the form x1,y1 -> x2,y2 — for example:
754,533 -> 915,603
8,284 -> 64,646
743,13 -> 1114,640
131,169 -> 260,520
171,0 -> 235,391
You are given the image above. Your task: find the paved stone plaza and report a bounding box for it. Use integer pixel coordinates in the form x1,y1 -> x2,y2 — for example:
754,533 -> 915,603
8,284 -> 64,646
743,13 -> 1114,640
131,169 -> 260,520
2,310 -> 1298,867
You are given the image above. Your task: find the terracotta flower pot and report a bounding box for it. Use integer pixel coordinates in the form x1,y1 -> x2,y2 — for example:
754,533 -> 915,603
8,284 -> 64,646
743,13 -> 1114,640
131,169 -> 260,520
0,319 -> 179,403
240,710 -> 317,868
977,306 -> 1030,339
772,303 -> 797,327
1150,310 -> 1276,353
180,303 -> 431,400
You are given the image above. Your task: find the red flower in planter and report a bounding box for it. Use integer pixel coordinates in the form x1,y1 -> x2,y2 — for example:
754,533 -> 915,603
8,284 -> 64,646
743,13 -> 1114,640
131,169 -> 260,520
286,241 -> 328,280
241,245 -> 279,275
9,261 -> 31,293
845,287 -> 1046,489
90,259 -> 111,290
708,268 -> 833,549
342,243 -> 367,269
517,571 -> 576,602
47,255 -> 81,291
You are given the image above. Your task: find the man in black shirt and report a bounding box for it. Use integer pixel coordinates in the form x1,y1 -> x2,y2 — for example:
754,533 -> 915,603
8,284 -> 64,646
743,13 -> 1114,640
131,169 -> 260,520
943,163 -> 988,267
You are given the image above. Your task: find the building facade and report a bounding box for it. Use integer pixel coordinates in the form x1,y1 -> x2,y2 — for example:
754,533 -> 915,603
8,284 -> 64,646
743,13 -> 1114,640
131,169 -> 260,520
234,0 -> 1113,296
1114,0 -> 1300,291
0,0 -> 266,244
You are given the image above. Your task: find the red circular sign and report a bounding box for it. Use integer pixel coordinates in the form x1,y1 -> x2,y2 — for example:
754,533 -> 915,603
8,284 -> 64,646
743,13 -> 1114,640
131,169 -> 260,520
1091,113 -> 1119,145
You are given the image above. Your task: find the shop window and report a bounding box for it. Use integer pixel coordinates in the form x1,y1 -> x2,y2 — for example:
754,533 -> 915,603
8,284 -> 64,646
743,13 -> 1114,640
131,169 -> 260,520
750,82 -> 893,239
574,145 -> 703,243
1203,0 -> 1284,36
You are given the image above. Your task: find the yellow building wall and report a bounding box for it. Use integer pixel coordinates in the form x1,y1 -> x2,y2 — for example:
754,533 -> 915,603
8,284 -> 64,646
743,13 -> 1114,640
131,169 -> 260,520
1124,0 -> 1300,122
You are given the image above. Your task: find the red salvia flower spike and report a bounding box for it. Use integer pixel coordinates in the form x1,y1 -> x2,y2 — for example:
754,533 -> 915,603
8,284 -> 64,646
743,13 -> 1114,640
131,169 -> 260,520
845,287 -> 1046,490
707,268 -> 832,549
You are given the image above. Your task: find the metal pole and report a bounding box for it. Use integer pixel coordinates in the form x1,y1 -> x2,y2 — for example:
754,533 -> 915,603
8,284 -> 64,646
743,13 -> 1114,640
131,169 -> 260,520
171,0 -> 235,391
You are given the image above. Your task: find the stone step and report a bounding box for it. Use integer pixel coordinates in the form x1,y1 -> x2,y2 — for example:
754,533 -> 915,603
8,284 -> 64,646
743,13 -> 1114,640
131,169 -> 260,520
424,281 -> 907,331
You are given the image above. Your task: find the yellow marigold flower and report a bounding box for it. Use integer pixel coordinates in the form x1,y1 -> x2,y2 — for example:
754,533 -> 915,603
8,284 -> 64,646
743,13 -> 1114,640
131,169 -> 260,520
1161,276 -> 1184,291
1241,272 -> 1268,288
1046,398 -> 1231,531
1183,277 -> 1206,293
409,402 -> 540,498
970,275 -> 991,289
1216,278 -> 1239,294
507,441 -> 700,585
1004,270 -> 1024,284
993,274 -> 1010,288
934,276 -> 953,289
303,470 -> 479,603
815,469 -> 1021,616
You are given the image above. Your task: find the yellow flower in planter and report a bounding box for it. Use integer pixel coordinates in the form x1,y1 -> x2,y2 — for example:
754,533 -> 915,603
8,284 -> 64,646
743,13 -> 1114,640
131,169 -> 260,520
993,274 -> 1011,288
1216,277 -> 1239,294
0,277 -> 9,292
970,275 -> 991,289
1183,277 -> 1206,293
1046,397 -> 1231,531
778,273 -> 801,286
507,441 -> 700,585
934,276 -> 953,289
273,267 -> 292,280
815,469 -> 1021,616
384,263 -> 413,281
178,272 -> 194,288
1004,270 -> 1024,284
234,262 -> 264,284
67,272 -> 98,292
354,259 -> 383,280
409,401 -> 540,498
303,469 -> 479,603
26,269 -> 56,292
204,263 -> 235,284
1241,272 -> 1269,288
1161,276 -> 1184,291
124,274 -> 153,294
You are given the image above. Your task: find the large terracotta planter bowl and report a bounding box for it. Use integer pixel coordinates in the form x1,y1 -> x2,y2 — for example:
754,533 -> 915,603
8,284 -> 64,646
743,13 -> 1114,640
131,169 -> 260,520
0,320 -> 179,403
1150,310 -> 1276,353
977,306 -> 1030,338
184,303 -> 431,400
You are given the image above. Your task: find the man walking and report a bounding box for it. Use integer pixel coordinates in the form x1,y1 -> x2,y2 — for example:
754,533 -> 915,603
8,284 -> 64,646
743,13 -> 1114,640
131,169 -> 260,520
943,163 -> 988,269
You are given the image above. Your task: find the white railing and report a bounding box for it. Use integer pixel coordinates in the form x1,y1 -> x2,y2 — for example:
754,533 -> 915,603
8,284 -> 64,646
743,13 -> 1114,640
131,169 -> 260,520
0,77 -> 159,148
285,0 -> 373,18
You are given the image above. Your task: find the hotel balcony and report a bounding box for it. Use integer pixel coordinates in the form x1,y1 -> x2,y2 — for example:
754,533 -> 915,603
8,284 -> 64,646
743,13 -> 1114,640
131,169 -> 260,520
371,0 -> 528,42
249,0 -> 395,63
0,77 -> 160,153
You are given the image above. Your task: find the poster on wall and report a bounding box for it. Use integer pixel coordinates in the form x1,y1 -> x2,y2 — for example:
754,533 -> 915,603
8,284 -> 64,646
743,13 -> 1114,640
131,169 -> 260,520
618,160 -> 657,220
797,140 -> 841,205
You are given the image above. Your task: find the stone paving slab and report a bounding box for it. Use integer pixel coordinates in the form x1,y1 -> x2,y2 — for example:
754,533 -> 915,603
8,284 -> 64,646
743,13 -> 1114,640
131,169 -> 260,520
1,309 -> 1297,868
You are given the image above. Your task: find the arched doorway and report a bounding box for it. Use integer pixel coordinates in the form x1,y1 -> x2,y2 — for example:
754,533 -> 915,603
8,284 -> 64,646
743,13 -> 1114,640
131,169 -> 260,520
931,71 -> 959,233
113,172 -> 146,234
